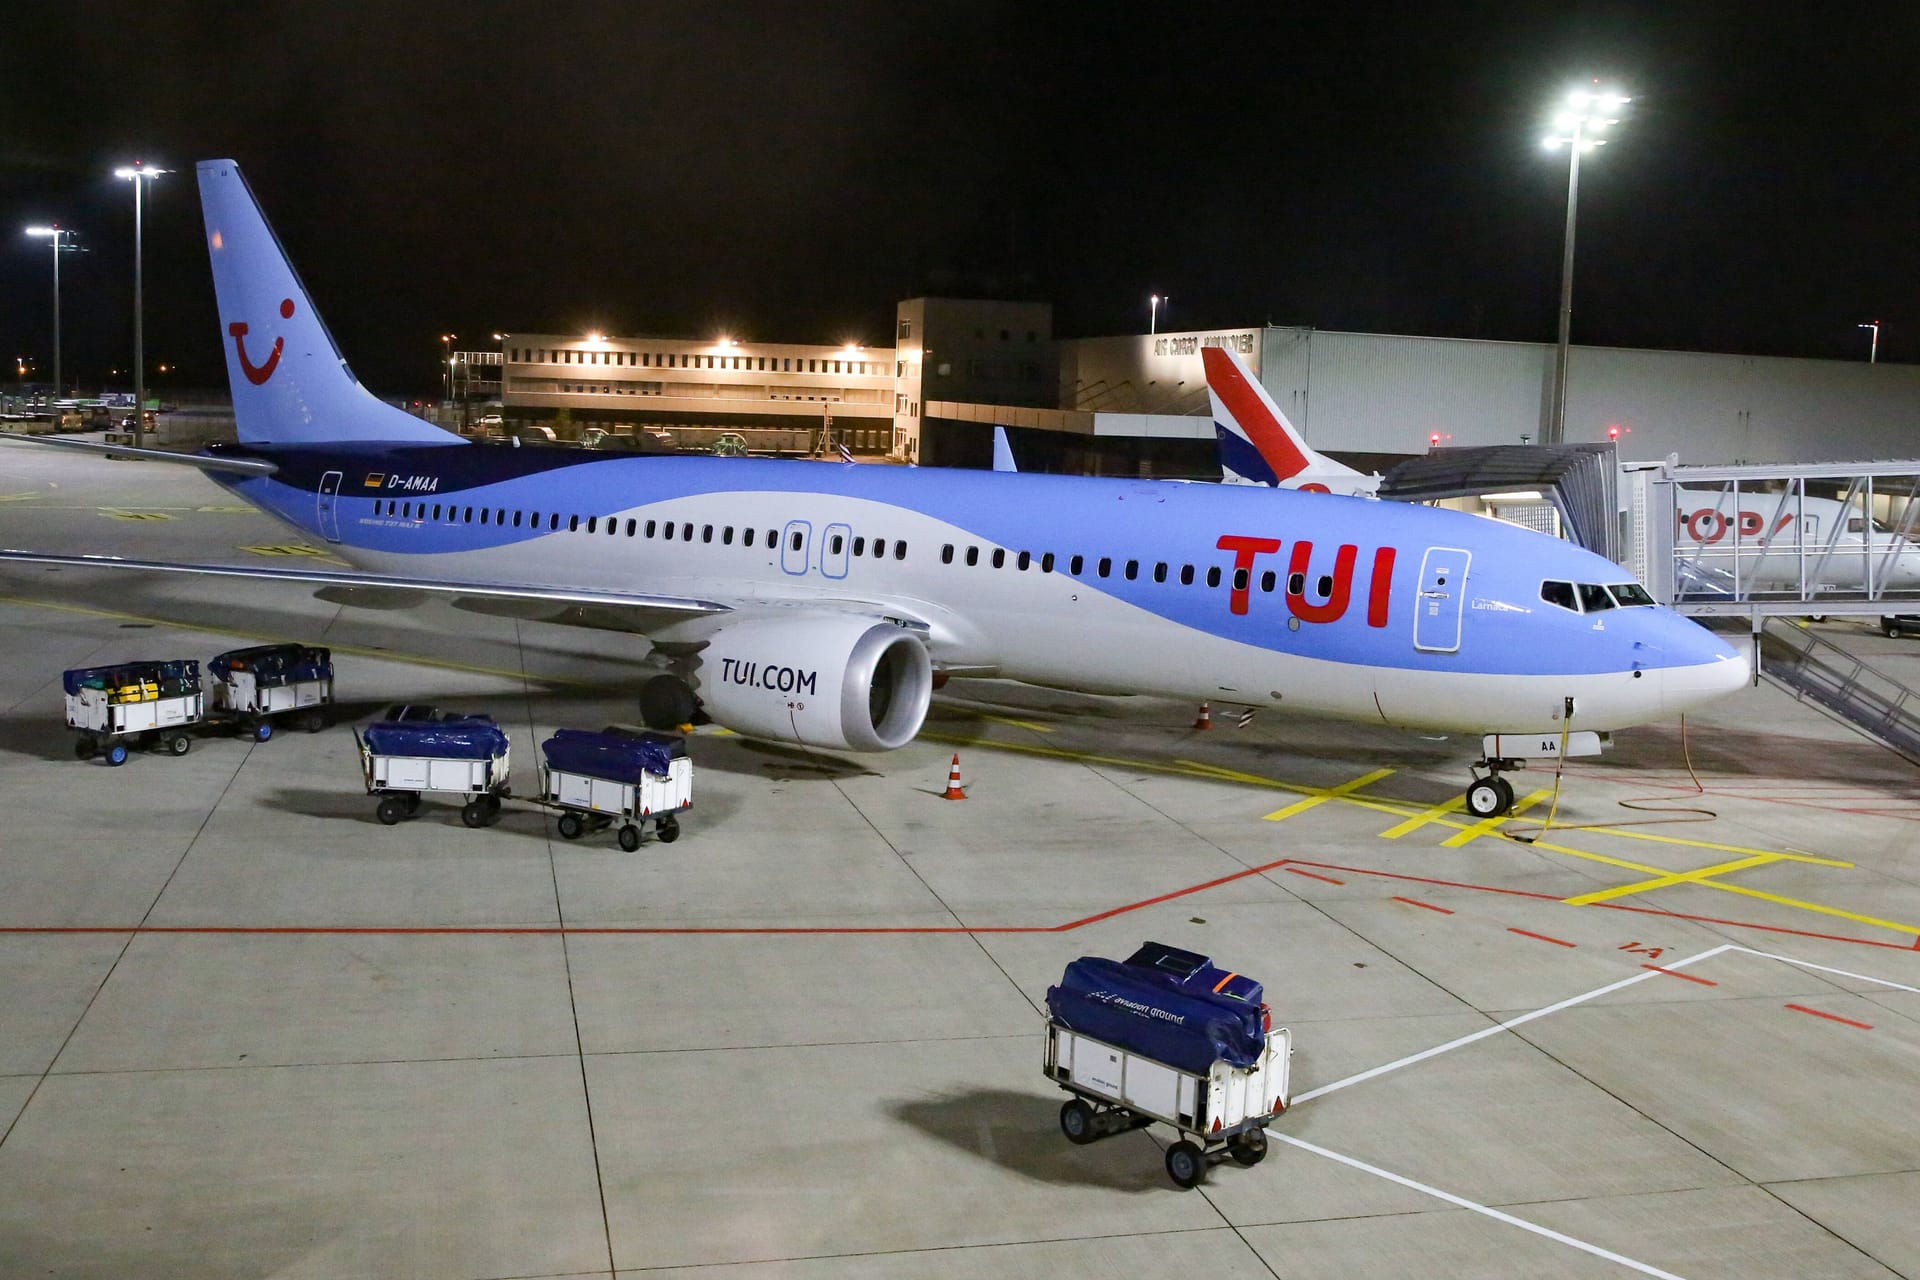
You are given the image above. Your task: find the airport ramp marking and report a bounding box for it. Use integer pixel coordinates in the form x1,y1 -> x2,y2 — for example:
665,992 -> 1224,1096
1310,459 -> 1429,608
1260,767 -> 1395,822
0,491 -> 41,502
1378,793 -> 1464,838
100,509 -> 173,521
1564,852 -> 1789,906
240,543 -> 341,559
1439,788 -> 1552,846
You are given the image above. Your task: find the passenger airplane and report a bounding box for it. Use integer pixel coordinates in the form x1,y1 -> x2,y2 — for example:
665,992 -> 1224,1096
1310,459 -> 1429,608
1203,347 -> 1381,497
0,159 -> 1751,818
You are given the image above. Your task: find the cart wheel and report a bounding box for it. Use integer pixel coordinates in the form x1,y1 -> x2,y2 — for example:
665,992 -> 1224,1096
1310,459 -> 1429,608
252,720 -> 274,743
656,814 -> 681,844
461,800 -> 488,829
376,796 -> 406,825
303,709 -> 327,733
1059,1099 -> 1098,1145
404,793 -> 423,816
1229,1129 -> 1268,1167
613,824 -> 641,852
74,737 -> 97,760
105,742 -> 130,767
167,732 -> 192,757
557,813 -> 584,840
1165,1140 -> 1205,1189
484,793 -> 502,816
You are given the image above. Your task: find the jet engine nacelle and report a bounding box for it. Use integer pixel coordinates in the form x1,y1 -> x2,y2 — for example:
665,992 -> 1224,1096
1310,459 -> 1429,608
693,615 -> 933,752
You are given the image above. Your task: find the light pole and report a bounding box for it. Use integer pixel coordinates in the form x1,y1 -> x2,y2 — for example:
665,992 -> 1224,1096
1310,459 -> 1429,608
1150,293 -> 1165,335
23,225 -> 79,399
114,164 -> 169,431
440,333 -> 457,421
1540,88 -> 1628,445
1859,322 -> 1880,363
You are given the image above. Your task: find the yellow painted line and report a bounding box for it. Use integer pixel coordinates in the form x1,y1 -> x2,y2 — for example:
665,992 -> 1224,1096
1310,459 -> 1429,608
1263,767 -> 1395,822
1441,789 -> 1553,847
1563,852 -> 1783,906
1563,824 -> 1852,866
966,711 -> 1056,734
0,593 -> 600,689
1379,794 -> 1466,839
1685,878 -> 1920,936
0,492 -> 42,502
240,543 -> 334,558
197,505 -> 259,513
100,510 -> 173,521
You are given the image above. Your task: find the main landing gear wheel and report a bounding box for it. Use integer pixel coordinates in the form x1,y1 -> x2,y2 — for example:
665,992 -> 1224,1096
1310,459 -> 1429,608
1059,1099 -> 1097,1145
617,824 -> 642,852
1164,1140 -> 1206,1189
1465,775 -> 1514,818
556,812 -> 585,841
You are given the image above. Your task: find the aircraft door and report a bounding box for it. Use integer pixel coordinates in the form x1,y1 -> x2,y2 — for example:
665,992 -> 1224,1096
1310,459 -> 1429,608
781,519 -> 812,576
1412,546 -> 1469,653
821,522 -> 852,579
317,470 -> 343,543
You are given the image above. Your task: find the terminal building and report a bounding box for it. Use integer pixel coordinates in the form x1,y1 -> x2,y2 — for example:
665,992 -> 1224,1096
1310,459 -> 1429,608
468,301 -> 1920,475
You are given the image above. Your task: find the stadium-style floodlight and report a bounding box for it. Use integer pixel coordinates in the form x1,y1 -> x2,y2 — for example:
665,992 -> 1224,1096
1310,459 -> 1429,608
1540,88 -> 1629,445
115,164 -> 169,429
1150,293 -> 1166,336
23,225 -> 80,396
1859,321 -> 1880,363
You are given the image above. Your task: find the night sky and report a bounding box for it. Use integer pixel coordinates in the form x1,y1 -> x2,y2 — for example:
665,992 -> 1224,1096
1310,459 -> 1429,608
5,3 -> 1917,398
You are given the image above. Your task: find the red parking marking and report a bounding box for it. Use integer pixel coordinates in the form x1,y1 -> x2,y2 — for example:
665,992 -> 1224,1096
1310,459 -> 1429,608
1509,927 -> 1576,948
1285,868 -> 1345,885
1393,895 -> 1455,914
1785,1003 -> 1873,1030
1642,964 -> 1717,986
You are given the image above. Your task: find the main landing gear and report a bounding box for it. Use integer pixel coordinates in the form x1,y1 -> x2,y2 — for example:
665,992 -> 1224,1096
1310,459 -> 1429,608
1464,757 -> 1521,818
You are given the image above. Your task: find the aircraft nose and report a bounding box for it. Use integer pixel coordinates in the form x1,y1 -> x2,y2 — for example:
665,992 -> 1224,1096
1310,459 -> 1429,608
1660,616 -> 1751,712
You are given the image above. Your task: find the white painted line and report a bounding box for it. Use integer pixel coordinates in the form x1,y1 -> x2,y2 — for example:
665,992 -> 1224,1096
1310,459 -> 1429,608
1275,1134 -> 1691,1280
1730,946 -> 1920,993
1294,944 -> 1737,1103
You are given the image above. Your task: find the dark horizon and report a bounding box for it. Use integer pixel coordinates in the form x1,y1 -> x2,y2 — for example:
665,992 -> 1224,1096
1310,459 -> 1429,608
4,2 -> 1917,399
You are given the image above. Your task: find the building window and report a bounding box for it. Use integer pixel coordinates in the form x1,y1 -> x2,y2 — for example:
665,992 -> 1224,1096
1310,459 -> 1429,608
898,318 -> 912,338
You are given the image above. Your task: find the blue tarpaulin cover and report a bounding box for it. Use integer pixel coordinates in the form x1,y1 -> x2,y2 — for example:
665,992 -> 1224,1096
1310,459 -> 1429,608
541,728 -> 681,783
362,716 -> 508,760
63,660 -> 199,696
1046,945 -> 1267,1075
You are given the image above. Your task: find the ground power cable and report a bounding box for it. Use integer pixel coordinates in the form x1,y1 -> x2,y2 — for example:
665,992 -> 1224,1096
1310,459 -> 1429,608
1504,707 -> 1716,845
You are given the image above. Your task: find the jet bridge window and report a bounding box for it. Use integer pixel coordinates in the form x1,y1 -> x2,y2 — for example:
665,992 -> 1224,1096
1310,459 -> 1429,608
1577,583 -> 1616,612
1608,583 -> 1655,607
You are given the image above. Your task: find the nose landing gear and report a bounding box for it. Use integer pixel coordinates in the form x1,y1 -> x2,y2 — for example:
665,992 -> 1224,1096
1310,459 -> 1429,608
1465,758 -> 1521,817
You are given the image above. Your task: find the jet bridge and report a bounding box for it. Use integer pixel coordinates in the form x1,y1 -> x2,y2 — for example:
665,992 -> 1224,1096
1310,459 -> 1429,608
1624,460 -> 1920,619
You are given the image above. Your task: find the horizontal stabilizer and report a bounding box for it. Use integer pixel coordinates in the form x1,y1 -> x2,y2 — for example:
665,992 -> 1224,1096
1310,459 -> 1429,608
0,432 -> 277,476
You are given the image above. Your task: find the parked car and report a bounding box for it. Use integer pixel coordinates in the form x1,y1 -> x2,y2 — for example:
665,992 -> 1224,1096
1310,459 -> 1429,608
1881,615 -> 1920,638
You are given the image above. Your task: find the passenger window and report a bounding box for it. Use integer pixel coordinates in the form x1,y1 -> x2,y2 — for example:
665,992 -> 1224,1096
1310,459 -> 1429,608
894,542 -> 906,560
875,540 -> 887,558
1180,565 -> 1195,586
683,523 -> 694,541
587,517 -> 597,533
854,537 -> 867,556
1260,571 -> 1276,593
831,535 -> 845,555
1098,557 -> 1112,578
513,511 -> 523,528
1578,583 -> 1616,612
992,549 -> 1006,569
664,522 -> 676,540
1317,574 -> 1333,597
627,519 -> 637,537
464,507 -> 474,523
433,504 -> 443,520
941,544 -> 954,564
1206,566 -> 1222,588
1152,562 -> 1167,583
1070,555 -> 1084,575
549,514 -> 560,531
966,547 -> 979,566
1124,560 -> 1139,581
1233,567 -> 1249,591
703,525 -> 713,543
1017,551 -> 1031,570
1287,572 -> 1304,595
722,527 -> 733,545
1041,552 -> 1055,573
789,530 -> 802,551
608,519 -> 618,536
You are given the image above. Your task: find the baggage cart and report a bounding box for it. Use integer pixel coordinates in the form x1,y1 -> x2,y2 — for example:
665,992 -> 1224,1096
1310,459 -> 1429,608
539,728 -> 691,850
208,643 -> 335,740
356,714 -> 511,827
63,660 -> 206,765
1044,942 -> 1291,1188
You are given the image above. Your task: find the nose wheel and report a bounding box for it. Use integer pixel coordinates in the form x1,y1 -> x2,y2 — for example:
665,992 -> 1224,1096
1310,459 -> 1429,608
1465,763 -> 1518,818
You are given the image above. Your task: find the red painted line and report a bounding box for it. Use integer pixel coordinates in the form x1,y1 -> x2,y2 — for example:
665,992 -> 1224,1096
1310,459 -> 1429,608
1284,867 -> 1345,885
1508,927 -> 1576,948
1785,1003 -> 1873,1030
1642,964 -> 1717,986
1050,857 -> 1296,930
1392,895 -> 1455,914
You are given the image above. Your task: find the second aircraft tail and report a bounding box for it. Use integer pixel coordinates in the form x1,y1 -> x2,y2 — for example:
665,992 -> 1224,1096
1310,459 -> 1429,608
1201,346 -> 1377,496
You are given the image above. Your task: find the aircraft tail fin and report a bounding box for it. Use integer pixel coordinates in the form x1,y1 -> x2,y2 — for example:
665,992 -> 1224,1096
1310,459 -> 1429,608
196,160 -> 462,448
1201,346 -> 1376,495
992,426 -> 1017,473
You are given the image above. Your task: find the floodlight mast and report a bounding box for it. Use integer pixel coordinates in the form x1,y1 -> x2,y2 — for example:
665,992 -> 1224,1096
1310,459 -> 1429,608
115,164 -> 170,432
1540,88 -> 1629,446
22,225 -> 77,397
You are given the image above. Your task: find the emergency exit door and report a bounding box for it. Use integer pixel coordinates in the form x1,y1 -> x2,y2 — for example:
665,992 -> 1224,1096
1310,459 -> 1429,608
1413,546 -> 1469,653
317,471 -> 343,543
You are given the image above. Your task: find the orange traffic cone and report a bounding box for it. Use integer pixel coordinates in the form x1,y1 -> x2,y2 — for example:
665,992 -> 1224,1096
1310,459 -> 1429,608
1193,702 -> 1213,731
942,753 -> 967,800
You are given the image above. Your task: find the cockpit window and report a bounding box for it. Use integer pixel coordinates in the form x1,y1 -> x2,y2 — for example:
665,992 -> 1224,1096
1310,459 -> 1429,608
1607,582 -> 1655,607
1577,583 -> 1616,612
1540,580 -> 1577,611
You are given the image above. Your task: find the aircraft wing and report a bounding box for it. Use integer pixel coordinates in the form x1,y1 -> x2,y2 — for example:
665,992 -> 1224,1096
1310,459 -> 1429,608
0,549 -> 729,616
0,431 -> 277,476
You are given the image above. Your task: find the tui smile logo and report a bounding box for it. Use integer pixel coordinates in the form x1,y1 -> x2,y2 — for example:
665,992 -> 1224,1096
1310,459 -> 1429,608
228,297 -> 295,385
